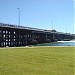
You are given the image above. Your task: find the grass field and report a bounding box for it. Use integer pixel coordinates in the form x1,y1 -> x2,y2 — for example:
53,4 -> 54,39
0,47 -> 74,75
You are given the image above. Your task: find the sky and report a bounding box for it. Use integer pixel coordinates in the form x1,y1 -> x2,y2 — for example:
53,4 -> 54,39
0,0 -> 74,34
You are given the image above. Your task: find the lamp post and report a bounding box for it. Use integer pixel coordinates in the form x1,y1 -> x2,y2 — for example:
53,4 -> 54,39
66,26 -> 67,33
17,8 -> 21,45
17,8 -> 20,26
52,21 -> 53,30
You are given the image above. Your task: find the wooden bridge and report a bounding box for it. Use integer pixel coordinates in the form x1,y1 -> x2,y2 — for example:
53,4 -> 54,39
0,23 -> 74,47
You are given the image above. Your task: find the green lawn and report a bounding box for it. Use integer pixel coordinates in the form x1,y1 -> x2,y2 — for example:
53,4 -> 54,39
0,47 -> 74,75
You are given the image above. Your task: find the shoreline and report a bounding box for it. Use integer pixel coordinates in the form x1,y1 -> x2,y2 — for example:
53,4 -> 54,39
0,46 -> 75,49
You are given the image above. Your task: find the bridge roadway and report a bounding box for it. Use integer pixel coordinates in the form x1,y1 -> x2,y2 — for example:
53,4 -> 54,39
0,23 -> 74,47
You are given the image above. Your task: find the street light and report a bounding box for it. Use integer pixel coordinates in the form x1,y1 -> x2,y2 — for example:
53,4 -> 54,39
17,8 -> 20,26
17,8 -> 21,45
66,26 -> 67,33
52,21 -> 53,30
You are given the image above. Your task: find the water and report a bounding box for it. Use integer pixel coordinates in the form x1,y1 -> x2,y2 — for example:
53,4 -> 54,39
35,40 -> 75,46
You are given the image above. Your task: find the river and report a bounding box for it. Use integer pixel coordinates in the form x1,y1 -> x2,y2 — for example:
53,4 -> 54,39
34,40 -> 75,46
